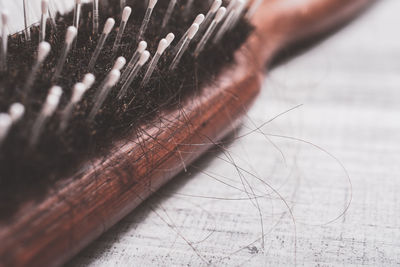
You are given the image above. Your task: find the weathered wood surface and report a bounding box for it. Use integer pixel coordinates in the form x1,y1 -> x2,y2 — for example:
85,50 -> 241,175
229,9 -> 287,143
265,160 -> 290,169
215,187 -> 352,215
68,0 -> 400,266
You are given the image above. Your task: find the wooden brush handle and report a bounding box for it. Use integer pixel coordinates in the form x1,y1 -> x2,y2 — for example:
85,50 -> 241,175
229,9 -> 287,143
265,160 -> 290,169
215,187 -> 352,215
0,0 -> 373,266
248,0 -> 372,68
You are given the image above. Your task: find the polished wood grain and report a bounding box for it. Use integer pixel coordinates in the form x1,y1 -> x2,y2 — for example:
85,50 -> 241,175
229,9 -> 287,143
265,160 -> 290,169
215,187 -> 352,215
0,0 -> 373,266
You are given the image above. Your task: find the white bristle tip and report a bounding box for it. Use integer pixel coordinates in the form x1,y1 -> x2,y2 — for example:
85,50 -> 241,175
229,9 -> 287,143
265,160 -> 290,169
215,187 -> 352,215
66,26 -> 78,44
114,56 -> 126,71
188,24 -> 199,39
0,113 -> 12,128
157,39 -> 169,54
122,6 -> 132,21
138,41 -> 147,53
215,7 -> 226,22
139,51 -> 150,65
45,86 -> 63,114
103,18 -> 115,34
72,83 -> 86,102
211,0 -> 222,12
9,103 -> 25,123
41,0 -> 49,14
1,10 -> 9,25
38,42 -> 51,62
236,0 -> 245,8
49,86 -> 63,98
74,83 -> 85,93
166,33 -> 175,45
82,73 -> 95,89
75,0 -> 82,4
194,14 -> 205,25
228,0 -> 239,8
149,0 -> 158,9
107,70 -> 121,86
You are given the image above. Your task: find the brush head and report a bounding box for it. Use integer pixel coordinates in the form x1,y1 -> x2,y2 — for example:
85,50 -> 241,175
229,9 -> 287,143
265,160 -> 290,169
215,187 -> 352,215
0,0 -> 252,216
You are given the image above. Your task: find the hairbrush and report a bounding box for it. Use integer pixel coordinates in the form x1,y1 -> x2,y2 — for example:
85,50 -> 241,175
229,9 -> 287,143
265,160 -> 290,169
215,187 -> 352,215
0,0 -> 372,266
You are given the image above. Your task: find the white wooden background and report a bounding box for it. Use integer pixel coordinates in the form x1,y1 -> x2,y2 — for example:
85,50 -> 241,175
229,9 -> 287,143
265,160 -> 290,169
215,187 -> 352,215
2,0 -> 400,266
